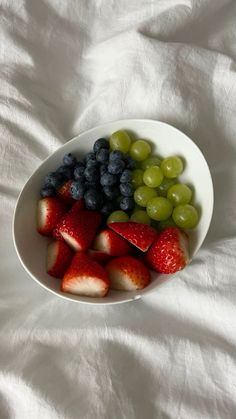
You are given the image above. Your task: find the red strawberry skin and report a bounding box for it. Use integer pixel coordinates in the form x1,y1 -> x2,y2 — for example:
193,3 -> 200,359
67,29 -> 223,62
47,240 -> 74,278
146,227 -> 189,274
62,252 -> 109,297
57,180 -> 75,205
37,197 -> 67,236
58,210 -> 102,251
108,222 -> 157,252
88,249 -> 112,264
53,199 -> 85,241
106,256 -> 151,290
93,229 -> 133,256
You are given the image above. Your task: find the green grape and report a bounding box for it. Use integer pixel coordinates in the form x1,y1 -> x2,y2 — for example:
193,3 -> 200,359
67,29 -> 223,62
109,130 -> 131,153
143,166 -> 164,188
134,186 -> 157,207
158,217 -> 177,230
167,184 -> 192,206
157,177 -> 176,197
146,197 -> 173,221
131,169 -> 144,189
129,140 -> 151,161
130,210 -> 151,225
172,204 -> 199,229
141,156 -> 161,170
160,156 -> 184,178
107,210 -> 129,224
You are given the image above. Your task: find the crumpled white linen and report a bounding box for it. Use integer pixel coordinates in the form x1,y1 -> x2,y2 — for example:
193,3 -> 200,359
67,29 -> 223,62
1,1 -> 236,418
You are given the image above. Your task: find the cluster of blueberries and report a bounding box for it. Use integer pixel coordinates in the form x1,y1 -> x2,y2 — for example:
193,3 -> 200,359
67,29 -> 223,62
40,138 -> 137,215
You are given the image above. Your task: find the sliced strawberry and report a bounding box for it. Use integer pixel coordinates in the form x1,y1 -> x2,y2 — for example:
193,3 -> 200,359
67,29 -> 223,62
58,210 -> 101,251
47,240 -> 74,278
93,229 -> 133,257
146,227 -> 189,274
37,197 -> 67,236
62,252 -> 109,297
52,199 -> 85,241
57,180 -> 75,205
106,256 -> 151,291
108,222 -> 157,252
88,249 -> 112,265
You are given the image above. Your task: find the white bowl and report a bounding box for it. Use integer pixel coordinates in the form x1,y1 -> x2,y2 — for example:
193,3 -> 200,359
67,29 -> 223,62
13,119 -> 214,305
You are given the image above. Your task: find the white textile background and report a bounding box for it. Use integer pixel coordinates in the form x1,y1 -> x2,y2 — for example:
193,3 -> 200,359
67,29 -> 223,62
1,1 -> 236,418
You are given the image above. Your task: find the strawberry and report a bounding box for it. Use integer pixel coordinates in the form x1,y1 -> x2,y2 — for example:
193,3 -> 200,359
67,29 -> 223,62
37,197 -> 67,236
58,210 -> 101,251
145,227 -> 189,274
47,240 -> 74,278
62,252 -> 109,297
106,256 -> 151,290
108,222 -> 157,252
52,199 -> 85,241
57,180 -> 75,205
93,229 -> 133,257
88,249 -> 112,265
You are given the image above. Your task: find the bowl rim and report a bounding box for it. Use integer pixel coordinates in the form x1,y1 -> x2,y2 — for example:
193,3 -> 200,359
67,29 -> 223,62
12,118 -> 214,305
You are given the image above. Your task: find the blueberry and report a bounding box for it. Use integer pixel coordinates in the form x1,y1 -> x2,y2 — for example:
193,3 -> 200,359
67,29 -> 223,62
86,159 -> 98,169
120,197 -> 135,211
84,189 -> 103,210
84,166 -> 99,182
101,202 -> 115,216
63,153 -> 77,167
124,156 -> 137,170
44,172 -> 64,189
56,165 -> 73,180
84,181 -> 99,190
93,138 -> 109,153
74,164 -> 85,180
96,148 -> 109,164
70,181 -> 85,200
103,186 -> 120,201
109,150 -> 123,161
100,164 -> 107,176
40,186 -> 55,197
85,152 -> 96,164
100,172 -> 118,186
108,159 -> 125,175
120,169 -> 132,183
120,183 -> 133,197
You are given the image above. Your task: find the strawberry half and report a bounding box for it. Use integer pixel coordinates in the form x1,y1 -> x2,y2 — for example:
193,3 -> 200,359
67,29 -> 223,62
106,256 -> 151,291
88,249 -> 111,265
146,227 -> 189,274
37,197 -> 67,236
58,210 -> 101,251
57,180 -> 75,205
62,252 -> 109,297
109,222 -> 157,252
93,229 -> 133,257
47,240 -> 74,278
53,199 -> 85,241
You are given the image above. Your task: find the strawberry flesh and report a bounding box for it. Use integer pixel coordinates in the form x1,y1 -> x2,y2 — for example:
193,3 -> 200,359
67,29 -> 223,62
57,180 -> 75,205
106,256 -> 151,290
58,210 -> 102,251
47,240 -> 74,278
109,222 -> 157,252
62,252 -> 109,297
37,197 -> 67,236
88,249 -> 111,265
146,227 -> 189,274
93,229 -> 133,256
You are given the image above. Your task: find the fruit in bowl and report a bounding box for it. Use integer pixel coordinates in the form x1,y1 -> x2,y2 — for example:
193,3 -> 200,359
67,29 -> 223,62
13,119 -> 214,305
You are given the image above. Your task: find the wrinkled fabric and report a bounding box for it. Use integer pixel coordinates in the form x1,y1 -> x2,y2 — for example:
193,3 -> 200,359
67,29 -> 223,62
1,1 -> 236,418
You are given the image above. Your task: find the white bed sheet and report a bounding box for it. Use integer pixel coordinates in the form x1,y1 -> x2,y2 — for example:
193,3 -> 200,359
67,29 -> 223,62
1,1 -> 236,418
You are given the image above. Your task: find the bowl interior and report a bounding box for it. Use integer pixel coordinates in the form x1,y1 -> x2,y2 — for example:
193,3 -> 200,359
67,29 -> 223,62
13,119 -> 214,305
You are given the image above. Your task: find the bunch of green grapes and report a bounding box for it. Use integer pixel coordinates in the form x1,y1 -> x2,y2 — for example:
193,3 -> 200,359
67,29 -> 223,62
107,130 -> 199,230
